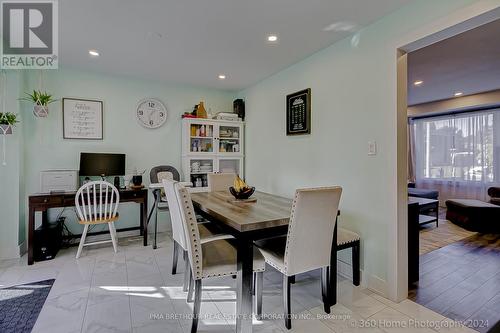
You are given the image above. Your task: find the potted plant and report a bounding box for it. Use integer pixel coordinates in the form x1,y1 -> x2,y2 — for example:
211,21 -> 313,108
21,90 -> 56,117
0,112 -> 18,134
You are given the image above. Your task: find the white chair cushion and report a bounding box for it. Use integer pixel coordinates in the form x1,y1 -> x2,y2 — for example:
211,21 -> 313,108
337,228 -> 360,246
201,239 -> 265,278
254,236 -> 287,274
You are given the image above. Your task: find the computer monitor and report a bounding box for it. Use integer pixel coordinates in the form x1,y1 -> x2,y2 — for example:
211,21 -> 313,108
79,153 -> 126,177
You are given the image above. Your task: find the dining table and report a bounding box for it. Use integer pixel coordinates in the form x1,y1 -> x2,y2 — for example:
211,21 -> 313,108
190,190 -> 339,333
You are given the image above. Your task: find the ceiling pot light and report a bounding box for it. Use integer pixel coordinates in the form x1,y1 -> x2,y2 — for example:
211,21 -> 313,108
454,92 -> 464,97
267,35 -> 278,43
88,50 -> 99,57
414,80 -> 423,86
218,74 -> 226,80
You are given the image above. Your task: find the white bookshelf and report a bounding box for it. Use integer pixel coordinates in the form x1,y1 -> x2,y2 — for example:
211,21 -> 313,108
181,118 -> 244,192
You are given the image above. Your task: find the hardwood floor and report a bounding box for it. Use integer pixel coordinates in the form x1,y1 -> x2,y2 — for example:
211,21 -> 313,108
409,233 -> 500,332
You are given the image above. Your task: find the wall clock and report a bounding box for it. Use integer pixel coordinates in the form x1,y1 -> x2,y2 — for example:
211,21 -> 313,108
136,98 -> 168,129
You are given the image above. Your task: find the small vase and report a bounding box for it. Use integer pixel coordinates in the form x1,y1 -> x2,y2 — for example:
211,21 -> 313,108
132,175 -> 143,186
33,104 -> 49,117
0,124 -> 12,135
196,101 -> 207,118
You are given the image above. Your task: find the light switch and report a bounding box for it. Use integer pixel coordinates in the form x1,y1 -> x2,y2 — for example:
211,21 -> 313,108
368,141 -> 377,156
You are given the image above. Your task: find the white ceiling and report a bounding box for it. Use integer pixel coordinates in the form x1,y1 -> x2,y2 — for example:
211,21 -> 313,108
59,0 -> 413,91
408,19 -> 500,105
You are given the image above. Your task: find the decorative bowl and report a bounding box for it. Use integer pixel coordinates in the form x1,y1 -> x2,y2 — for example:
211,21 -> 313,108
229,186 -> 255,200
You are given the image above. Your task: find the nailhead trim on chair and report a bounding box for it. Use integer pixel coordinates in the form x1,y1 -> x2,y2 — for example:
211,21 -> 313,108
337,229 -> 360,246
180,187 -> 203,280
283,191 -> 300,275
267,187 -> 341,276
178,185 -> 267,281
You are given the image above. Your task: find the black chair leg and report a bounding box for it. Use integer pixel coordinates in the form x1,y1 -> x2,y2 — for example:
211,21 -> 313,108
183,251 -> 190,292
187,268 -> 194,303
153,201 -> 158,250
352,241 -> 360,286
172,241 -> 179,275
255,272 -> 263,318
252,272 -> 256,295
321,267 -> 331,314
290,275 -> 295,284
191,280 -> 202,333
283,275 -> 292,330
330,224 -> 338,306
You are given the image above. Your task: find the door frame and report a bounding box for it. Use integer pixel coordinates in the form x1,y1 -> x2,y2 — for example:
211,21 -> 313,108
391,3 -> 500,302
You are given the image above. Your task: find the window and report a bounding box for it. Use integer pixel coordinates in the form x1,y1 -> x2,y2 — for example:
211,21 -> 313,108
412,109 -> 500,183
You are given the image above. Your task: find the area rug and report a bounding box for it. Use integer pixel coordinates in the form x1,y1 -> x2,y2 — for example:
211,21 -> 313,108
419,218 -> 476,255
0,279 -> 54,333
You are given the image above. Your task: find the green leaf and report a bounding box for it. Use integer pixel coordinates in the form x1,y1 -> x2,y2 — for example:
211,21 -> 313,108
19,89 -> 57,106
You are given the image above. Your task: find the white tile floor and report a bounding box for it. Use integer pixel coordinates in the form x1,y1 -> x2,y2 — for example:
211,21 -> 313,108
0,233 -> 478,333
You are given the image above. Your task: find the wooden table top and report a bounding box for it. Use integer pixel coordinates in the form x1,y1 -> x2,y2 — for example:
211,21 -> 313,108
190,191 -> 293,232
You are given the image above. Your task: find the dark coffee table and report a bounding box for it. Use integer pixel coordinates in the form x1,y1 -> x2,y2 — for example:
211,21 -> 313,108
408,196 -> 439,227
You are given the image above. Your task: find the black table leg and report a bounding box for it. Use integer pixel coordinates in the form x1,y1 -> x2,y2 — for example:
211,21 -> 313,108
146,190 -> 160,249
28,206 -> 35,265
236,236 -> 254,333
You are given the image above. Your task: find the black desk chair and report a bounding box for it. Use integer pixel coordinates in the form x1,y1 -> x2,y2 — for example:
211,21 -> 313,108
148,165 -> 180,249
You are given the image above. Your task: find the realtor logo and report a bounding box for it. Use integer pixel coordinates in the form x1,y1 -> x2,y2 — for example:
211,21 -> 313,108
1,0 -> 58,69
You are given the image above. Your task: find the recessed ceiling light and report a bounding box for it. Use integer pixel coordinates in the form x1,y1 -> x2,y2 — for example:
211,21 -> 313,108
88,50 -> 99,57
218,74 -> 226,80
454,91 -> 463,97
414,80 -> 423,86
267,35 -> 278,42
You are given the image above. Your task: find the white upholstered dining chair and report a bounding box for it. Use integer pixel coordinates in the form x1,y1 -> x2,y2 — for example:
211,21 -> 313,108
75,181 -> 120,259
174,182 -> 265,333
162,179 -> 233,292
207,173 -> 236,192
255,186 -> 342,329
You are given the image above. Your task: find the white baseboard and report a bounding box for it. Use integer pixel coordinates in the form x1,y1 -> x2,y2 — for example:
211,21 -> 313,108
337,258 -> 388,298
0,245 -> 21,259
366,273 -> 388,297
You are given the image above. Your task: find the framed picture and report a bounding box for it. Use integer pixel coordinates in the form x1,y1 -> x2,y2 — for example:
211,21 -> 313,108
63,98 -> 103,140
286,88 -> 311,135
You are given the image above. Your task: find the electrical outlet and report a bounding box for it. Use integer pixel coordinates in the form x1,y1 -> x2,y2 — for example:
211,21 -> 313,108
368,141 -> 377,156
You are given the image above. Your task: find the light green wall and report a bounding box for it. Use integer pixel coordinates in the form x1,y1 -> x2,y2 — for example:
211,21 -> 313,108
238,0 -> 496,294
0,71 -> 22,259
16,68 -> 234,246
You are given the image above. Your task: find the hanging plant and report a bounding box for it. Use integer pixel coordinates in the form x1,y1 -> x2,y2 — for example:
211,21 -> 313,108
0,112 -> 18,166
21,90 -> 56,118
0,112 -> 18,135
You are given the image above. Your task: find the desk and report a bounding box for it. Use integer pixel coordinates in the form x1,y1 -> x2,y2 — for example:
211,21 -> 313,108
191,190 -> 339,333
28,188 -> 148,265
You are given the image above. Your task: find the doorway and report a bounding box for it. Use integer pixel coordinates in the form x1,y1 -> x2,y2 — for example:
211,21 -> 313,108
396,8 -> 500,333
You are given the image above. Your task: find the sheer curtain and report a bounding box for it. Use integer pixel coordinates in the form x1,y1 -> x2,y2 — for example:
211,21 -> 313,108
412,109 -> 500,204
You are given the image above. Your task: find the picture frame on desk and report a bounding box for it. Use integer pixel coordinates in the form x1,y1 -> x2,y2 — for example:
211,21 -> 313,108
62,98 -> 103,140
